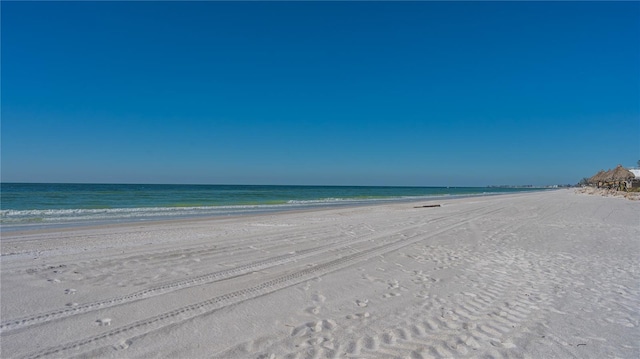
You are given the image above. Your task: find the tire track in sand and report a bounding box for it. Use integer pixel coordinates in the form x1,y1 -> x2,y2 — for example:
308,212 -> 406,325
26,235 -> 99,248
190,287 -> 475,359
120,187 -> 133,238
253,213 -> 558,359
1,224 -> 391,333
18,207 -> 502,359
2,207 -> 482,333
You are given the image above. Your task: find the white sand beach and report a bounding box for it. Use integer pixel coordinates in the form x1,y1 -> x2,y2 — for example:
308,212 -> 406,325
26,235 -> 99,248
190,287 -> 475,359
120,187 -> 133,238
1,189 -> 638,358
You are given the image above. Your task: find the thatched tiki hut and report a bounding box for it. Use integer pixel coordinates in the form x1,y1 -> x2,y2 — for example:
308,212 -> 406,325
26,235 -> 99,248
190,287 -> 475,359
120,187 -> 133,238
605,165 -> 635,190
588,170 -> 606,187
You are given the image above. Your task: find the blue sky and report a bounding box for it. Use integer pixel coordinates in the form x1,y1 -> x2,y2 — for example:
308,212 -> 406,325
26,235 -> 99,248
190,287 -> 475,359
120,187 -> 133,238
2,2 -> 638,186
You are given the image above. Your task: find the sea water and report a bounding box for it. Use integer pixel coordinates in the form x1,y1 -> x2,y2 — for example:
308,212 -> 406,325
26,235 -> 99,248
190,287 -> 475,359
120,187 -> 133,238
1,183 -> 540,231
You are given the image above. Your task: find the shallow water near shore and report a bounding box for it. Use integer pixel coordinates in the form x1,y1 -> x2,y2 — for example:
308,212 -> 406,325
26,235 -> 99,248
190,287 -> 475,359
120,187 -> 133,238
1,183 -> 542,231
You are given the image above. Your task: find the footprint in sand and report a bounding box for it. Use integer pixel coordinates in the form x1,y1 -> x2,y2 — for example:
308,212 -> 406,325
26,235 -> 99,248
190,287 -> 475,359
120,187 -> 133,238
387,280 -> 400,289
64,288 -> 76,294
383,292 -> 401,298
361,274 -> 385,284
113,340 -> 132,351
96,318 -> 111,326
355,299 -> 369,307
306,306 -> 321,315
346,312 -> 370,320
291,319 -> 336,336
301,292 -> 326,316
311,293 -> 326,303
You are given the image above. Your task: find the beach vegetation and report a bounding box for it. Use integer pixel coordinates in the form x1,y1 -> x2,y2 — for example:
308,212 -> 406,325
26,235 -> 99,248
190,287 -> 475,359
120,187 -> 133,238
577,178 -> 590,187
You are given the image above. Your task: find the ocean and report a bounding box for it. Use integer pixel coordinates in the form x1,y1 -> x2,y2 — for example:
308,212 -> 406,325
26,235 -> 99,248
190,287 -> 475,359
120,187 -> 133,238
0,183 -> 540,231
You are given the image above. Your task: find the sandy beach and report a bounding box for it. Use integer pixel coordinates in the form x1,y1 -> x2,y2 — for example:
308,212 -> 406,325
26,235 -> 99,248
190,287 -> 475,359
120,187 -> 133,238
1,189 -> 638,358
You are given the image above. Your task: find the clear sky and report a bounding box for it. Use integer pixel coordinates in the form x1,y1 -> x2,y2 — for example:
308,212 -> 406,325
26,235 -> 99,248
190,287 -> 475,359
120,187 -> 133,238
2,2 -> 639,186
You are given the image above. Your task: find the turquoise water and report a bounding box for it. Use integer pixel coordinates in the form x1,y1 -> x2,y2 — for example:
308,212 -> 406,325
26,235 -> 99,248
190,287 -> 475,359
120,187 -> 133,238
1,183 -> 540,230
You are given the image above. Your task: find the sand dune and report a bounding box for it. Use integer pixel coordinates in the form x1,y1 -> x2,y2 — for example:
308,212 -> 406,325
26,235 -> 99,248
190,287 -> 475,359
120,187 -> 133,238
1,189 -> 638,358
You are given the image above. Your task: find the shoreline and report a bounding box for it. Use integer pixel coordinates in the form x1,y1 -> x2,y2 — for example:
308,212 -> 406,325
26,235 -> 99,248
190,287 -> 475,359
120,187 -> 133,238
0,190 -> 547,234
1,189 -> 638,358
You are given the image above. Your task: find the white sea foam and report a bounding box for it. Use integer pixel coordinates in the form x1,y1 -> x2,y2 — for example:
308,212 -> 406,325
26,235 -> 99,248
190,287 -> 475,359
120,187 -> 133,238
0,201 -> 354,229
2,205 -> 273,219
286,197 -> 353,204
0,192 -> 498,231
0,198 -> 394,223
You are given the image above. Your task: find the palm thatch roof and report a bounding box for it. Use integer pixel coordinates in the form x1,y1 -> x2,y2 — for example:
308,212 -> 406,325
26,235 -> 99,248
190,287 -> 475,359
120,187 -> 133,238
604,165 -> 635,182
589,170 -> 606,184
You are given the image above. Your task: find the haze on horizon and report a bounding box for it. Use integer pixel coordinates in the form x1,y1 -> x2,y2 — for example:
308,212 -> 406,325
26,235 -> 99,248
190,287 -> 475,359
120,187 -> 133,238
2,2 -> 639,187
